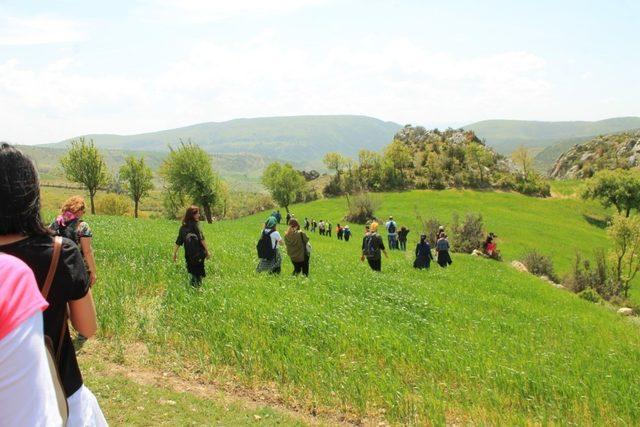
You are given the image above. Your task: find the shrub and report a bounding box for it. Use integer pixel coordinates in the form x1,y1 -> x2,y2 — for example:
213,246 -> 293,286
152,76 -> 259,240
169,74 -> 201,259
564,250 -> 613,299
345,192 -> 380,224
323,175 -> 343,197
422,217 -> 443,247
450,212 -> 484,253
96,193 -> 130,216
578,288 -> 601,303
520,250 -> 558,282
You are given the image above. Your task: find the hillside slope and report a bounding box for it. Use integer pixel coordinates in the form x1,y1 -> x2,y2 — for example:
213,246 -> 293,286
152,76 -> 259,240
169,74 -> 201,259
464,116 -> 640,154
79,189 -> 640,424
550,130 -> 640,179
44,115 -> 401,162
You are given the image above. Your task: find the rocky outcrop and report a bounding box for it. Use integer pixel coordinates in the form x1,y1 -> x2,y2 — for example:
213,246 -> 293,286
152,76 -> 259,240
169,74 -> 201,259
550,131 -> 640,179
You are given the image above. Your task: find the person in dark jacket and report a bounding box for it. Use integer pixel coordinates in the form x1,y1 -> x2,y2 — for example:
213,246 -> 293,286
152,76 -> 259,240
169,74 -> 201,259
173,205 -> 210,286
436,233 -> 452,267
397,226 -> 410,251
413,234 -> 433,269
343,225 -> 351,242
360,223 -> 388,271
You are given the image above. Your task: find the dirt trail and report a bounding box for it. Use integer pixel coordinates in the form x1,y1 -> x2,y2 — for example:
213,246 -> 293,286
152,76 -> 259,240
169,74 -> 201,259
80,340 -> 372,426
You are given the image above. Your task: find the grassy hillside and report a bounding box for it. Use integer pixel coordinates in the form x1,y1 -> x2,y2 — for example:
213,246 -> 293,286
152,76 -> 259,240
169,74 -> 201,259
50,188 -> 640,424
464,117 -> 640,154
43,115 -> 401,163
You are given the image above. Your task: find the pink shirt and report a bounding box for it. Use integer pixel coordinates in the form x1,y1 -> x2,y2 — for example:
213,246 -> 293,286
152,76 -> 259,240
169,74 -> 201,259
0,253 -> 48,340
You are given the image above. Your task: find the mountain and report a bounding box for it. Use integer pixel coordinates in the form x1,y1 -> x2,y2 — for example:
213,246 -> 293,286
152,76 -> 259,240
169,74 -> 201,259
549,130 -> 640,179
463,117 -> 640,155
44,115 -> 402,162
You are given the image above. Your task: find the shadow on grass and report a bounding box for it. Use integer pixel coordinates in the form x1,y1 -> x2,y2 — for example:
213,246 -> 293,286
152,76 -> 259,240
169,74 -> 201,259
583,213 -> 609,229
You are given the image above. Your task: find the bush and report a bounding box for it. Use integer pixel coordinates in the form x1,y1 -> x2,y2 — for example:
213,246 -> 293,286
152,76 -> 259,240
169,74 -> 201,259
323,175 -> 344,197
421,217 -> 442,247
345,192 -> 379,224
96,193 -> 130,216
564,250 -> 613,299
520,250 -> 558,282
578,288 -> 601,303
450,212 -> 484,253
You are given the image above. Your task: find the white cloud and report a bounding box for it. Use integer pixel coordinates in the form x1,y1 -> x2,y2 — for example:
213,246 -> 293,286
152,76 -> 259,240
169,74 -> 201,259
0,16 -> 85,45
0,36 -> 552,144
136,0 -> 327,23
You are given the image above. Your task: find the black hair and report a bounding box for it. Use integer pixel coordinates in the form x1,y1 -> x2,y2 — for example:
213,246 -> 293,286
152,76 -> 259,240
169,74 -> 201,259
0,143 -> 50,236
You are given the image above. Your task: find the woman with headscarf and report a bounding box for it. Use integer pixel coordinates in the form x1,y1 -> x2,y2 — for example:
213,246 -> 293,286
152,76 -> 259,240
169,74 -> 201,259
256,216 -> 283,274
283,218 -> 310,276
436,233 -> 453,267
413,234 -> 434,269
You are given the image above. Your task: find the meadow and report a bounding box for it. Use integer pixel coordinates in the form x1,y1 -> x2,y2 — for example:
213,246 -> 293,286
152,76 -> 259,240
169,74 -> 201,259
42,188 -> 640,424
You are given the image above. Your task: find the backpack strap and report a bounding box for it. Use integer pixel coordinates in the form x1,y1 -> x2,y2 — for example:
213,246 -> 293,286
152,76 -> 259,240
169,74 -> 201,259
41,236 -> 69,362
42,236 -> 62,299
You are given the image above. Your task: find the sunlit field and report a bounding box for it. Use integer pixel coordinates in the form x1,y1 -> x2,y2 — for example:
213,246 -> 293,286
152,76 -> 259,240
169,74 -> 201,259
50,188 -> 640,424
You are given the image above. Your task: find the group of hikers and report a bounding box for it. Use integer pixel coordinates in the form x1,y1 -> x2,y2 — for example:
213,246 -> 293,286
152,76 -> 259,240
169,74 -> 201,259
0,143 -> 107,425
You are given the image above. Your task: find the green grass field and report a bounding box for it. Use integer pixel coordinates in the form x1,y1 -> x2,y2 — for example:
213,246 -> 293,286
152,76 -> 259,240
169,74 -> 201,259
41,188 -> 640,424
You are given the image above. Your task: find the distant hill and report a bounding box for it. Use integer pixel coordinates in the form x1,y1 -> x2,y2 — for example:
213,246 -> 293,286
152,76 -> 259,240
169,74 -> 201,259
44,115 -> 402,162
549,130 -> 640,179
464,117 -> 640,155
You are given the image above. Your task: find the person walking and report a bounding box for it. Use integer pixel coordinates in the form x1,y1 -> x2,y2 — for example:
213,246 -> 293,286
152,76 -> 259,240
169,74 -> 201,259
385,216 -> 398,250
311,219 -> 317,233
304,217 -> 310,231
436,233 -> 453,267
343,225 -> 352,242
256,217 -> 283,274
275,210 -> 282,224
50,196 -> 98,288
361,223 -> 388,272
173,206 -> 210,287
318,220 -> 325,236
336,224 -> 343,240
413,234 -> 434,269
327,222 -> 332,238
397,226 -> 410,251
0,254 -> 64,425
283,218 -> 310,276
0,143 -> 106,426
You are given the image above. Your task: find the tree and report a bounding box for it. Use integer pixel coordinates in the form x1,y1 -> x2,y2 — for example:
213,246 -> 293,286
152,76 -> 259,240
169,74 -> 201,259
262,162 -> 306,214
119,156 -> 154,218
608,214 -> 640,298
60,137 -> 110,214
323,152 -> 349,176
582,169 -> 640,217
467,143 -> 493,185
511,145 -> 534,180
160,141 -> 221,223
383,139 -> 413,186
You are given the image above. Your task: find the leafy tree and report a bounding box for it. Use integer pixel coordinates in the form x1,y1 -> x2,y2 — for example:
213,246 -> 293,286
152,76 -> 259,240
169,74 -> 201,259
608,214 -> 640,298
323,152 -> 350,176
262,162 -> 306,214
60,137 -> 110,214
384,139 -> 413,185
119,156 -> 154,218
511,145 -> 534,180
582,169 -> 640,217
467,143 -> 493,185
160,141 -> 221,223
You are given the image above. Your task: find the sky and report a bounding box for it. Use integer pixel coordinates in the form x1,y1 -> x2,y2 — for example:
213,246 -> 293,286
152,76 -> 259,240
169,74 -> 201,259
1,0 -> 639,145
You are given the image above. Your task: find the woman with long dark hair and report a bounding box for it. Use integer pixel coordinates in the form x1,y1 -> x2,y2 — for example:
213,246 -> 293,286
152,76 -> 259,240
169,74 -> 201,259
173,205 -> 210,287
0,143 -> 106,426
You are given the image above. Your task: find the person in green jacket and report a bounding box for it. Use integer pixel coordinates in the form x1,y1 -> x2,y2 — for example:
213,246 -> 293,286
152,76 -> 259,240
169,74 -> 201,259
283,218 -> 310,276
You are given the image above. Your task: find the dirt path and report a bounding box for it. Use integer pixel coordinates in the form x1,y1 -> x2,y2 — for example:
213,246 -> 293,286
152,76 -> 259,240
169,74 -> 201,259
80,339 -> 370,426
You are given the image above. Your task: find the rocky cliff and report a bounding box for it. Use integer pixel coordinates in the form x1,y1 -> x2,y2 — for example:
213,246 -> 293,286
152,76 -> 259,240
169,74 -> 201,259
549,131 -> 640,179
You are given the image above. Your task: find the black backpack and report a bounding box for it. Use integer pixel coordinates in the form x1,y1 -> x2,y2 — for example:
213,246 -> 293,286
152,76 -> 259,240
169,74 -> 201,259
256,230 -> 276,260
388,221 -> 397,234
52,219 -> 80,245
184,232 -> 205,264
363,234 -> 378,259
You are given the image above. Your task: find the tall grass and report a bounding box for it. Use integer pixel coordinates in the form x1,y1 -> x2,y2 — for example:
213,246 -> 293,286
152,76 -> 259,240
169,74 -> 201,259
61,189 -> 640,424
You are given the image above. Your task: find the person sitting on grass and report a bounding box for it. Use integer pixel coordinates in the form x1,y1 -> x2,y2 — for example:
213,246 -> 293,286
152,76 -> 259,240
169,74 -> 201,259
173,206 -> 210,287
413,234 -> 433,269
436,233 -> 453,267
284,218 -> 310,277
256,216 -> 283,274
361,222 -> 388,272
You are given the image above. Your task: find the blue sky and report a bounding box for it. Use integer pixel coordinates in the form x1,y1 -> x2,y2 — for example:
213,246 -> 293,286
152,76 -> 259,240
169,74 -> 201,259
1,0 -> 638,144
